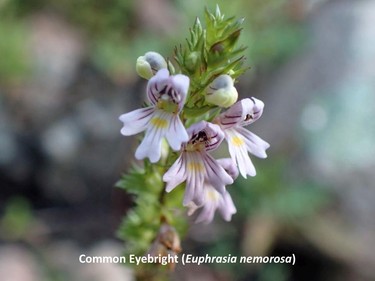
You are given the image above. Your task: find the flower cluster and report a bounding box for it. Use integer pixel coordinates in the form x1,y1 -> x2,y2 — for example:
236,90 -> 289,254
119,51 -> 269,224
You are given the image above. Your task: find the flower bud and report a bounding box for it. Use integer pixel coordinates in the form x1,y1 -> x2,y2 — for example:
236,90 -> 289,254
185,51 -> 199,72
136,51 -> 167,79
205,74 -> 238,108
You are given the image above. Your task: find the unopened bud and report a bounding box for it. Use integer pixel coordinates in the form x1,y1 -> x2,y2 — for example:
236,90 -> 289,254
205,74 -> 238,107
136,52 -> 167,79
186,51 -> 199,72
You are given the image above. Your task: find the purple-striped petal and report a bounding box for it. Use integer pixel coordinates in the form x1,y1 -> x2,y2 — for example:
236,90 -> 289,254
183,151 -> 205,206
135,123 -> 164,163
239,97 -> 264,126
216,98 -> 265,129
203,153 -> 233,195
218,191 -> 237,221
134,109 -> 173,162
170,74 -> 189,110
186,121 -> 224,151
164,154 -> 186,192
119,107 -> 154,136
165,116 -> 189,151
236,127 -> 270,158
190,186 -> 236,224
147,69 -> 170,105
147,69 -> 189,112
216,158 -> 239,180
225,128 -> 256,178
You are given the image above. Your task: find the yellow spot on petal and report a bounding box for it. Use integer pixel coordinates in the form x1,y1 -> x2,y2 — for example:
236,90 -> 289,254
231,136 -> 245,147
187,162 -> 205,172
150,117 -> 168,129
207,189 -> 219,202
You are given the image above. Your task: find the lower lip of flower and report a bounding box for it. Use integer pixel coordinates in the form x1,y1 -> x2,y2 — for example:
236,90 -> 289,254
187,162 -> 204,172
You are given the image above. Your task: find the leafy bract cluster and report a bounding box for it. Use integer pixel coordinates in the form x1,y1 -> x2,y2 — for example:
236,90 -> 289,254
175,6 -> 248,119
116,161 -> 186,256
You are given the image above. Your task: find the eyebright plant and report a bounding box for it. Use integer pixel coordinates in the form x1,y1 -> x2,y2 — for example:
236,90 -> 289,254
117,5 -> 269,274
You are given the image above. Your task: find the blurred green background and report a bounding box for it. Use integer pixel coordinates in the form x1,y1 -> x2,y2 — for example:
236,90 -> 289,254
1,0 -> 375,281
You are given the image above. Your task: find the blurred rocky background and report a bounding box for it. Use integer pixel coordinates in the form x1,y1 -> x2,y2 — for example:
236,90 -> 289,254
1,0 -> 375,280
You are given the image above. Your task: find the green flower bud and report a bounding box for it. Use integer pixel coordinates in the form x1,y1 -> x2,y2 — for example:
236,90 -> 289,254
185,51 -> 199,72
205,74 -> 238,108
136,51 -> 167,79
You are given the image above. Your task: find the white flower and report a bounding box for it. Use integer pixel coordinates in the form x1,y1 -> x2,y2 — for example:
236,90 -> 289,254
215,97 -> 270,178
188,188 -> 236,224
187,158 -> 238,224
205,74 -> 238,107
163,121 -> 233,206
119,69 -> 189,163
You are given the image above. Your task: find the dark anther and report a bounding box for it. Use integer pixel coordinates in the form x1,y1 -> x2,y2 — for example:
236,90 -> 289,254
158,86 -> 180,104
191,130 -> 209,144
159,85 -> 168,94
244,114 -> 253,121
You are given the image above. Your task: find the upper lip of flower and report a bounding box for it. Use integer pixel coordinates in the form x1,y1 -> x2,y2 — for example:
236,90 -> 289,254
147,69 -> 189,113
215,97 -> 265,128
185,121 -> 224,151
218,114 -> 242,126
158,85 -> 181,104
